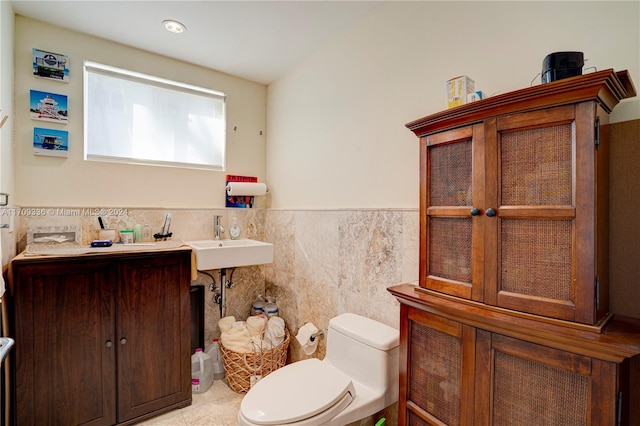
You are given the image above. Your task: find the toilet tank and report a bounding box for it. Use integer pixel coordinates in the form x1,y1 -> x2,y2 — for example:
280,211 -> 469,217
325,313 -> 399,394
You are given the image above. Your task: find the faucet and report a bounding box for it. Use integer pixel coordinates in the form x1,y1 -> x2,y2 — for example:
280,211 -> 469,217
214,215 -> 225,240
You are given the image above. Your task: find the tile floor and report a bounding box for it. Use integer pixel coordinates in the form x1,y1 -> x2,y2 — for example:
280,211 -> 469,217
136,380 -> 244,426
134,379 -> 396,426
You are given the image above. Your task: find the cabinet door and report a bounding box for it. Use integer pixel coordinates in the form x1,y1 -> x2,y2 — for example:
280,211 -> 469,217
475,332 -> 617,426
422,123 -> 486,302
400,305 -> 476,425
12,259 -> 116,426
483,104 -> 598,323
116,252 -> 191,422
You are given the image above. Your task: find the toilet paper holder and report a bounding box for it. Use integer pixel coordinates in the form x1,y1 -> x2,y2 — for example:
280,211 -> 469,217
309,329 -> 324,342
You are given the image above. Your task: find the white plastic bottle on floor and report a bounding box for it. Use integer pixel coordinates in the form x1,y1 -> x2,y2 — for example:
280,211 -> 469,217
191,378 -> 201,393
191,348 -> 214,393
205,339 -> 225,380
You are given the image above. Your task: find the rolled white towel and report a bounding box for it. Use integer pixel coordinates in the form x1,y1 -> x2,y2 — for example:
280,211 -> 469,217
218,316 -> 236,333
246,315 -> 267,337
264,316 -> 286,348
220,325 -> 253,353
251,335 -> 269,350
232,320 -> 246,328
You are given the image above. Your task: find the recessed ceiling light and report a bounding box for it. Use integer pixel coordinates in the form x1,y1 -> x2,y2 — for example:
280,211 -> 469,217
163,20 -> 186,34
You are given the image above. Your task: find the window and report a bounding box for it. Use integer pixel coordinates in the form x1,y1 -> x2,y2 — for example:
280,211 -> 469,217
84,61 -> 226,170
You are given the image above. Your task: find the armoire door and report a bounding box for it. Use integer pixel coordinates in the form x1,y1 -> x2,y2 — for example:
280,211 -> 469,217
475,332 -> 617,426
400,305 -> 476,425
421,123 -> 486,302
483,103 -> 601,323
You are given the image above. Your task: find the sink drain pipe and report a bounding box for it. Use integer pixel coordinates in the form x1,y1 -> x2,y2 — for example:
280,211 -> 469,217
206,267 -> 236,318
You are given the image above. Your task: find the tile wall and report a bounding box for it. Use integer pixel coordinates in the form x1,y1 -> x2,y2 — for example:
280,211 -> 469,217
16,206 -> 419,350
17,207 -> 419,424
263,209 -> 419,360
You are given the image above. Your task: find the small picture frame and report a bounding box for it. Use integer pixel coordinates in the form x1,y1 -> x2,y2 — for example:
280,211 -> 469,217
30,90 -> 68,124
32,48 -> 69,82
33,127 -> 68,157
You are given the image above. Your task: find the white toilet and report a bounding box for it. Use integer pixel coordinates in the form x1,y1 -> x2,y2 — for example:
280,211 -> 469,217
238,313 -> 399,426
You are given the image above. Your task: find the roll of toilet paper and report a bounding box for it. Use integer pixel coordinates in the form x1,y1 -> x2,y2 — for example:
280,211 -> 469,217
295,322 -> 319,356
226,182 -> 268,196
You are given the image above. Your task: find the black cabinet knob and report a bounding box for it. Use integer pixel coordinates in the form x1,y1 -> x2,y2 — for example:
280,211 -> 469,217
470,207 -> 481,216
485,208 -> 497,217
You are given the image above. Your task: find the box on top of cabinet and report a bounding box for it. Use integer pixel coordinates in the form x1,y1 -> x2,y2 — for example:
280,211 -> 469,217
447,75 -> 474,109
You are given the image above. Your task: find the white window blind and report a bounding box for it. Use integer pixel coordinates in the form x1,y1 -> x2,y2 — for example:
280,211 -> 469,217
84,61 -> 226,170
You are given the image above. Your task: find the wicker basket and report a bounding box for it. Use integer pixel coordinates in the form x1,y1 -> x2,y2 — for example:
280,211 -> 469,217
220,328 -> 290,393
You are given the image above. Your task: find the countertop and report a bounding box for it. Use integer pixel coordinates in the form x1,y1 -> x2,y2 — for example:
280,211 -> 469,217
20,239 -> 188,257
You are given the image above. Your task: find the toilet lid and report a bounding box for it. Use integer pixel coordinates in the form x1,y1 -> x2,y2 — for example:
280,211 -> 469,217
240,358 -> 355,425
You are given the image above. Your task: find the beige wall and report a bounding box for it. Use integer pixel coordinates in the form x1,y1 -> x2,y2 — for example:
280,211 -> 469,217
1,1 -> 17,267
264,1 -> 640,325
0,1 -> 14,198
14,16 -> 267,209
266,1 -> 640,210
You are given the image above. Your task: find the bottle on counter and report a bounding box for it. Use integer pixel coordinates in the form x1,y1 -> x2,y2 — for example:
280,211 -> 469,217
120,229 -> 134,244
142,223 -> 152,242
229,217 -> 241,240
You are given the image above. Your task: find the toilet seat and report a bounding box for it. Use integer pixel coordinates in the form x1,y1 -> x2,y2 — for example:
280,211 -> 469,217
239,358 -> 356,425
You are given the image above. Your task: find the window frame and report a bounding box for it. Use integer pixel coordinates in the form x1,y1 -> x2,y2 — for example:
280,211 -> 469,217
83,60 -> 227,171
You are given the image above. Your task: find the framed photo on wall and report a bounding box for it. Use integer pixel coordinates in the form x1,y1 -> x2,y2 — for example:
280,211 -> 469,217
32,48 -> 69,82
29,90 -> 68,124
33,127 -> 68,157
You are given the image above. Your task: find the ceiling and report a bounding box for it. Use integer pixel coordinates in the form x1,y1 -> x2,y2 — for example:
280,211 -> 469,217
10,0 -> 385,85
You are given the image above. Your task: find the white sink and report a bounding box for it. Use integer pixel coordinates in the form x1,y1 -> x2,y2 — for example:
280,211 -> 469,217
187,239 -> 274,270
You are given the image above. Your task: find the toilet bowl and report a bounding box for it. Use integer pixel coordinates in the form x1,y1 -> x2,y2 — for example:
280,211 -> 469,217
238,313 -> 399,426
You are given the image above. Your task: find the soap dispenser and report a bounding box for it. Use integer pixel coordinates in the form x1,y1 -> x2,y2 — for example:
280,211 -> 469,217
142,223 -> 153,242
229,217 -> 241,240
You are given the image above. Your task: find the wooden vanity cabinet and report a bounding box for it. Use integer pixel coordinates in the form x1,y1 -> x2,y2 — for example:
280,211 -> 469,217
8,248 -> 192,426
